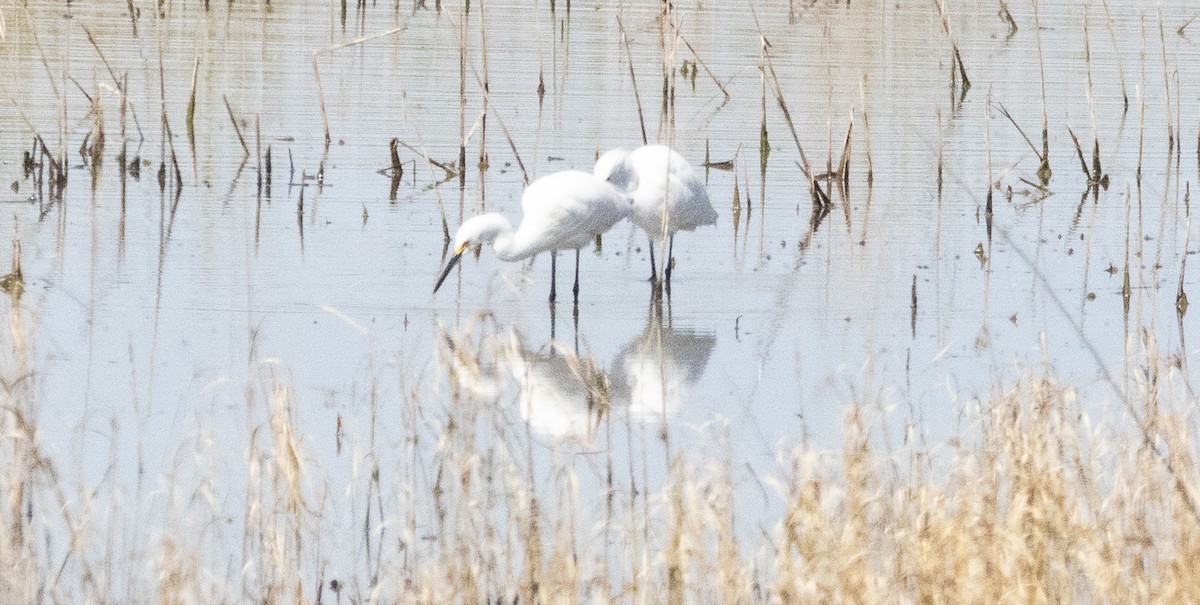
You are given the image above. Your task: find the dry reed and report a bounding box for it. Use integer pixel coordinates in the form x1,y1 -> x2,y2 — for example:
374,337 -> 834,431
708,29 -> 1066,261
1,310 -> 1197,603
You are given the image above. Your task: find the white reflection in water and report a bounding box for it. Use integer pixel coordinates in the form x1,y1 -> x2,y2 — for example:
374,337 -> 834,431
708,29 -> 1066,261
504,303 -> 716,443
439,314 -> 506,401
609,309 -> 717,423
505,333 -> 607,444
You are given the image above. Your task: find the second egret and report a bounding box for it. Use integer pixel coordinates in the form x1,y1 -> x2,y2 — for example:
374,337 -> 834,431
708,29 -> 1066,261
594,145 -> 717,283
433,170 -> 632,303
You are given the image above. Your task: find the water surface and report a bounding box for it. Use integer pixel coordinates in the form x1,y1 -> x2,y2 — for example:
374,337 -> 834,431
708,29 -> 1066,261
0,0 -> 1196,599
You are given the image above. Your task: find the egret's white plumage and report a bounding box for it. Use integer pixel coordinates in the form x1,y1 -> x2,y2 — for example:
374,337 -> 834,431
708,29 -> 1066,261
434,170 -> 632,301
594,145 -> 716,281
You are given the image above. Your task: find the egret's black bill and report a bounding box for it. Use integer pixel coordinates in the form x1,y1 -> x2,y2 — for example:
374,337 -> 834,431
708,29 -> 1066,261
433,251 -> 463,293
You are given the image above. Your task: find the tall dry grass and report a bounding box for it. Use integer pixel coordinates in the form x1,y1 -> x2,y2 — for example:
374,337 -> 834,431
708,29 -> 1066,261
2,305 -> 1199,603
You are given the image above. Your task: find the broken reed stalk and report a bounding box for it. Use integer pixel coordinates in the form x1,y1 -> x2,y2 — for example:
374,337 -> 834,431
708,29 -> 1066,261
118,74 -> 128,223
998,0 -> 1018,38
1101,0 -> 1129,113
308,25 -> 406,149
824,23 -> 834,191
155,41 -> 182,195
910,274 -> 918,338
657,2 -> 670,136
458,3 -> 468,185
953,45 -> 970,99
1031,0 -> 1052,184
1067,127 -> 1092,180
125,0 -> 138,36
186,55 -> 199,146
755,30 -> 825,207
857,76 -> 874,244
1179,213 -> 1190,316
932,0 -> 969,104
456,53 -> 528,186
678,33 -> 731,107
397,92 -> 452,241
657,10 -> 679,284
478,0 -> 490,171
1136,51 -> 1144,184
1173,55 -> 1182,171
394,139 -> 457,176
311,53 -> 331,148
984,88 -> 994,245
747,0 -> 814,197
1084,7 -> 1094,132
165,118 -> 182,198
255,115 -> 262,194
837,117 -> 853,194
859,75 -> 873,184
1157,11 -> 1174,158
758,34 -> 769,188
224,96 -> 250,157
87,81 -> 105,178
996,103 -> 1049,174
68,77 -> 94,106
388,138 -> 403,177
82,26 -> 121,87
24,12 -> 60,100
616,16 -> 649,145
1079,12 -> 1109,190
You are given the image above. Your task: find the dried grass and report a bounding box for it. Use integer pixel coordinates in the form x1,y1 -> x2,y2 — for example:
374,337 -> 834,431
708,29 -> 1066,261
1,310 -> 1196,603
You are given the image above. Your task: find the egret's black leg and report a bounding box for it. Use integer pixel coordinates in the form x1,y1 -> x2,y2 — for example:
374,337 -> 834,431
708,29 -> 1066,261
572,249 -> 581,302
647,237 -> 658,282
572,297 -> 580,354
664,235 -> 675,283
549,252 -> 557,303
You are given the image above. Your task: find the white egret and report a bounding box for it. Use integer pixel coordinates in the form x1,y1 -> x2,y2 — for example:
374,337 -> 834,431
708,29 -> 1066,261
594,145 -> 717,283
434,170 -> 632,303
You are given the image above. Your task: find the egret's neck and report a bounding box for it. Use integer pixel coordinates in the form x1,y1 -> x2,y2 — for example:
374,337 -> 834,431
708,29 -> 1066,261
609,162 -> 636,191
491,231 -> 524,262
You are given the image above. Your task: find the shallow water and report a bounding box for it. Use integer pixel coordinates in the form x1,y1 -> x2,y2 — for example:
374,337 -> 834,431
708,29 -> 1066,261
1,0 -> 1197,598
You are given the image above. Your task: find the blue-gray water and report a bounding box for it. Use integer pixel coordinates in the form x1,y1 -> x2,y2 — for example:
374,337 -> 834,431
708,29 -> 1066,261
1,0 -> 1196,598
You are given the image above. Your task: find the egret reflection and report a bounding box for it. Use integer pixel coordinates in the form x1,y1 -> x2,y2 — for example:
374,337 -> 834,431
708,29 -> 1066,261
438,313 -> 506,401
505,333 -> 610,444
608,307 -> 716,423
501,304 -> 716,443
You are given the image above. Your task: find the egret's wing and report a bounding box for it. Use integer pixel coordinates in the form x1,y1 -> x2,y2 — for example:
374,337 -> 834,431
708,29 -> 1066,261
666,173 -> 717,230
517,172 -> 630,253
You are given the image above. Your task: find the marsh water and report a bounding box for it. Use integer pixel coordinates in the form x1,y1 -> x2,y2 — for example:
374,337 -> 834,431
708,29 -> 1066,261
1,0 -> 1198,598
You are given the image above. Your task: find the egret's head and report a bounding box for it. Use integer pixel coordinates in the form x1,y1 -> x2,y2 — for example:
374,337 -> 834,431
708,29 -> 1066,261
453,214 -> 511,251
594,149 -> 636,191
434,213 -> 513,293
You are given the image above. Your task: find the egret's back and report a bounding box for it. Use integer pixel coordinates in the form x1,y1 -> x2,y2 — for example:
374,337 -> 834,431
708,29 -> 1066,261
512,170 -> 631,257
623,146 -> 717,237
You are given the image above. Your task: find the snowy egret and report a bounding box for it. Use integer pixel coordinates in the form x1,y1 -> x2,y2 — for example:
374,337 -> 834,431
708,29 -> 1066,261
594,145 -> 717,283
433,170 -> 632,303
